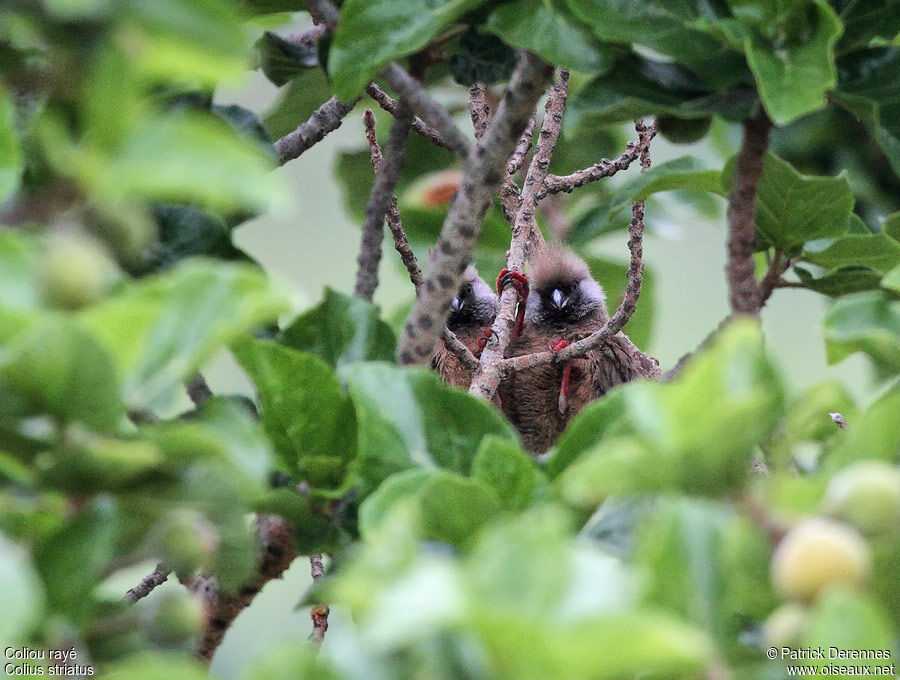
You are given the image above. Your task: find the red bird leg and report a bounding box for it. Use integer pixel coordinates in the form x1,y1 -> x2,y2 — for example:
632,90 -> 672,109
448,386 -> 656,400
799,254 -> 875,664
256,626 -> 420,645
475,326 -> 495,356
496,269 -> 530,338
549,339 -> 571,415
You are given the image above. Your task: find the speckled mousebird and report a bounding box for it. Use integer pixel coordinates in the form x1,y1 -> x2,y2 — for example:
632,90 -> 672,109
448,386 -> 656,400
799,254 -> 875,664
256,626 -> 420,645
500,246 -> 660,453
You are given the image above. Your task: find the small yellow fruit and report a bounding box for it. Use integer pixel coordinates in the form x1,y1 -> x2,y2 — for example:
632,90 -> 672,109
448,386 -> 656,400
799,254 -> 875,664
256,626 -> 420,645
762,603 -> 809,648
771,517 -> 871,602
39,236 -> 113,309
823,461 -> 900,536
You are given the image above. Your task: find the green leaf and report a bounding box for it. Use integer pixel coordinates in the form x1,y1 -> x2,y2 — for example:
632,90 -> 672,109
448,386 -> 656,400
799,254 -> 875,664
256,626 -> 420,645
243,643 -> 343,680
341,363 -> 518,494
885,211 -> 900,241
882,263 -> 900,293
417,471 -> 500,547
262,68 -> 335,140
838,0 -> 900,53
826,385 -> 900,470
33,508 -> 119,626
722,153 -> 854,252
565,0 -> 747,88
102,653 -> 209,680
358,468 -> 433,538
0,317 -> 124,432
149,205 -> 252,271
0,535 -> 44,643
449,29 -> 516,86
472,436 -> 537,512
803,233 -> 900,273
558,319 -> 784,503
278,288 -> 396,367
0,224 -> 45,341
474,610 -> 714,680
328,0 -> 482,100
794,264 -> 884,296
635,498 -> 775,658
0,83 -> 22,202
546,390 -> 628,478
823,291 -> 900,373
740,0 -> 843,125
80,260 -> 288,409
568,55 -> 756,130
833,47 -> 900,177
253,488 -> 342,554
232,339 -> 357,490
484,0 -> 614,74
256,30 -> 319,87
802,590 -> 895,671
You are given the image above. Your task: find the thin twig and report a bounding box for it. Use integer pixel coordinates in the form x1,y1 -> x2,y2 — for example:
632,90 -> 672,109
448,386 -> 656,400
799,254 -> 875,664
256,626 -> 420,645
363,111 -> 478,370
308,555 -> 329,645
353,103 -> 413,301
193,514 -> 297,662
381,62 -> 472,159
274,95 -> 361,166
507,114 -> 536,176
186,374 -> 213,407
365,83 -> 453,152
124,563 -> 170,604
469,70 -> 569,400
758,250 -> 789,304
498,119 -> 657,374
542,131 -> 651,195
727,109 -> 772,315
396,52 -> 552,366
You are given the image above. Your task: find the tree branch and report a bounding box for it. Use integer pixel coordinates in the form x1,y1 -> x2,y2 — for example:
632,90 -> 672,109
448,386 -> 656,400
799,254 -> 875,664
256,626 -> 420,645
362,111 -> 478,371
124,563 -> 169,604
308,555 -> 329,645
758,249 -> 789,305
542,130 -> 651,195
380,62 -> 472,159
365,83 -> 453,152
396,52 -> 552,366
274,95 -> 361,166
468,70 -> 569,400
498,120 -> 658,374
192,514 -> 297,662
185,374 -> 212,407
468,83 -> 491,140
727,109 -> 772,316
353,103 -> 413,301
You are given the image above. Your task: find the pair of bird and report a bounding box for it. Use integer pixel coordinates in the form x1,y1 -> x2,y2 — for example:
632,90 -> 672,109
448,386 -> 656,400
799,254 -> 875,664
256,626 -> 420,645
432,246 -> 660,454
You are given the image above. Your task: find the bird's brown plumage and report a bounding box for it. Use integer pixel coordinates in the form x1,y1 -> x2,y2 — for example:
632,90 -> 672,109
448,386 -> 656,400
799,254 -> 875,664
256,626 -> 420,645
431,266 -> 497,390
500,247 -> 659,453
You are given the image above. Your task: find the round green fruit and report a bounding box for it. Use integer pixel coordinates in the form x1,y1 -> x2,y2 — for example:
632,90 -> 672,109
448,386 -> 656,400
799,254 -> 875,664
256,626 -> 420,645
146,591 -> 203,648
39,237 -> 113,310
762,603 -> 809,648
823,461 -> 900,536
771,517 -> 871,602
657,115 -> 713,144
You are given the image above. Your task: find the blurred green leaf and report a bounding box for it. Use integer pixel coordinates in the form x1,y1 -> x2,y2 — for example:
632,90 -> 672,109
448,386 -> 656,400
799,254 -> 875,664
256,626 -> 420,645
328,0 -> 482,100
0,535 -> 44,643
558,319 -> 784,504
34,507 -> 119,626
149,205 -> 253,271
103,653 -> 209,680
256,30 -> 319,87
794,264 -> 884,296
568,56 -> 755,130
0,232 -> 47,341
484,0 -> 613,74
884,211 -> 900,241
0,83 -> 22,202
242,642 -> 344,680
37,435 -> 163,493
253,488 -> 342,554
278,288 -> 396,367
565,0 -> 746,88
418,471 -> 500,547
636,498 -> 775,658
826,385 -> 900,469
802,589 -> 895,670
472,436 -> 536,512
233,339 -> 357,491
823,291 -> 900,373
0,317 -> 124,432
883,263 -> 900,293
80,260 -> 288,409
341,363 -> 518,494
833,48 -> 900,177
722,153 -> 854,252
358,468 -> 432,538
838,0 -> 900,53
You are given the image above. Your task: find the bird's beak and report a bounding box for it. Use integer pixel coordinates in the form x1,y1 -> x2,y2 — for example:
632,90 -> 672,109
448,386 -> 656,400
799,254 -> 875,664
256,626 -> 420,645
451,296 -> 463,312
551,288 -> 567,310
